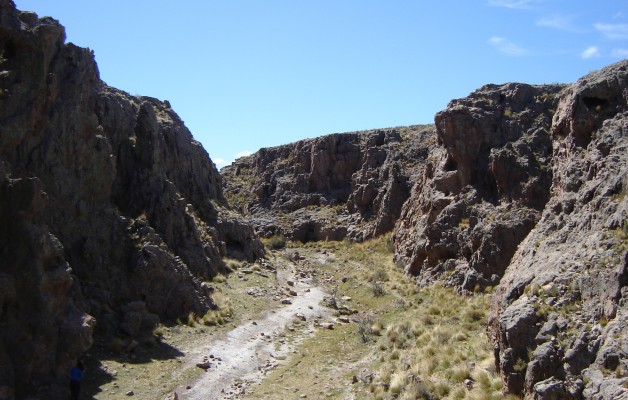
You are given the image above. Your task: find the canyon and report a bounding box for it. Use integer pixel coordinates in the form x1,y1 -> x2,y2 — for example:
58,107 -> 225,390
0,1 -> 626,399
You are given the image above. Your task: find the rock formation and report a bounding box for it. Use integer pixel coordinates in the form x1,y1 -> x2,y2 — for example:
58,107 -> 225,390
1,1 -> 626,399
393,81 -> 563,291
392,61 -> 627,398
221,125 -> 435,242
0,1 -> 262,398
489,61 -> 628,399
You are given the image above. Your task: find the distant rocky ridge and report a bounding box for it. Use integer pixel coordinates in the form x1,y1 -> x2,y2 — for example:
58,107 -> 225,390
221,125 -> 435,242
0,1 -> 262,397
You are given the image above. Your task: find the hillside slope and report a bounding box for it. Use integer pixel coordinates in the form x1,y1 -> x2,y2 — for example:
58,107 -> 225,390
0,1 -> 262,397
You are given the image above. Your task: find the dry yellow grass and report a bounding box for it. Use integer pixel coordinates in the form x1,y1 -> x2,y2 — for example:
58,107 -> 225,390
243,235 -> 520,399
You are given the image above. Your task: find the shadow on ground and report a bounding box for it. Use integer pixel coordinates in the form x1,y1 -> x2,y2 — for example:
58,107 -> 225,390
81,336 -> 185,399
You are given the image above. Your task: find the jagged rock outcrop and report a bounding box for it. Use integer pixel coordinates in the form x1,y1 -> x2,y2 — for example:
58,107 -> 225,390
393,81 -> 563,291
488,61 -> 628,399
0,2 -> 263,398
392,61 -> 627,399
221,126 -> 434,242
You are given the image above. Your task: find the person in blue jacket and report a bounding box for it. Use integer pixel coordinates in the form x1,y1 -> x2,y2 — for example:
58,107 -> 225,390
69,360 -> 85,400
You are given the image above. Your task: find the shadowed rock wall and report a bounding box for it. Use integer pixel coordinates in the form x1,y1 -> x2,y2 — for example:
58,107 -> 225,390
0,2 -> 263,397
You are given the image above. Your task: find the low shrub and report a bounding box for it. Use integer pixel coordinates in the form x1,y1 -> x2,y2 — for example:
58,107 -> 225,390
372,281 -> 386,297
266,235 -> 287,250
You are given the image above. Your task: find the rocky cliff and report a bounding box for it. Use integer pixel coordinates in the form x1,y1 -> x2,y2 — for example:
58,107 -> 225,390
221,125 -> 435,242
392,82 -> 563,291
1,1 -> 626,399
392,61 -> 627,398
488,62 -> 628,400
0,1 -> 262,398
223,62 -> 627,398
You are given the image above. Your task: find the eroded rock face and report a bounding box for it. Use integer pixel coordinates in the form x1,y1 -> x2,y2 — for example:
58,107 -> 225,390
221,126 -> 434,242
0,1 -> 262,397
392,82 -> 562,291
488,61 -> 628,399
392,61 -> 627,399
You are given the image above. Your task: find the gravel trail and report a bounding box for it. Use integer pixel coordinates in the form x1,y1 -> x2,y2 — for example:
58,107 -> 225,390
181,273 -> 330,400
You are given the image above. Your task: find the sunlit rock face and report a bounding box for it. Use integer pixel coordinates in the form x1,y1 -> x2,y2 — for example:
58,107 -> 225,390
393,81 -> 562,292
392,60 -> 628,399
222,125 -> 435,242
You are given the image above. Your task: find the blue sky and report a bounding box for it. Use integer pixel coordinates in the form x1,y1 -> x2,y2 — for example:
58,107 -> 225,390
15,0 -> 628,167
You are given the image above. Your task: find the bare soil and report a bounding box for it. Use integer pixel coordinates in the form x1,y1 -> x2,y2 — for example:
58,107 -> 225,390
181,268 -> 331,399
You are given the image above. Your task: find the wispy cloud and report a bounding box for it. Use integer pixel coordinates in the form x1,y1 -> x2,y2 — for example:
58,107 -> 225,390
488,0 -> 535,10
235,150 -> 253,158
611,48 -> 628,58
488,36 -> 529,56
536,14 -> 581,32
594,23 -> 628,40
213,150 -> 254,168
581,46 -> 601,59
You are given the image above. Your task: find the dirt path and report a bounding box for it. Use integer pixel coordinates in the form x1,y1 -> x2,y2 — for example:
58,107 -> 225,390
180,269 -> 331,400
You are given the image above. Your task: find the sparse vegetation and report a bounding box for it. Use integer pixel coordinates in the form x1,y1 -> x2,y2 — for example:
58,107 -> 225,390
224,257 -> 244,271
371,280 -> 386,297
357,315 -> 375,343
513,358 -> 528,373
86,234 -> 520,400
201,289 -> 234,326
153,324 -> 165,337
244,236 -> 518,400
264,234 -> 287,250
212,273 -> 227,283
458,217 -> 470,230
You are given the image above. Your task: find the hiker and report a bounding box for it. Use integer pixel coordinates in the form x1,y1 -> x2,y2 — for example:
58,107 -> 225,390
69,360 -> 85,400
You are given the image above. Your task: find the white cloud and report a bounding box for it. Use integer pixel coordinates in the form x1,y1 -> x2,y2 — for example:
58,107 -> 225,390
488,0 -> 534,10
611,48 -> 628,58
235,150 -> 253,158
581,46 -> 601,59
488,36 -> 529,56
212,150 -> 254,169
536,14 -> 580,32
594,23 -> 628,40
